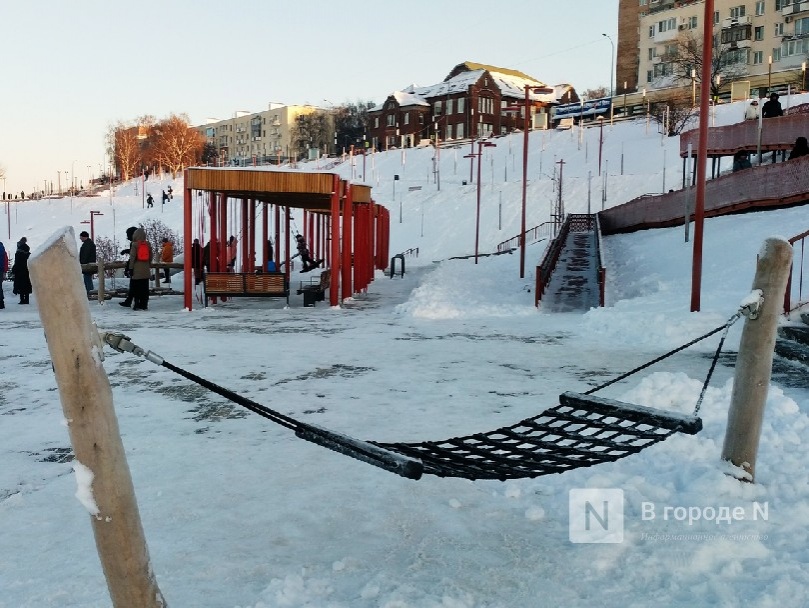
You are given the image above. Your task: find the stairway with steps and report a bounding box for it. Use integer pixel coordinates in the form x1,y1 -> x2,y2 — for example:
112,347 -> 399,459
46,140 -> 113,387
541,230 -> 600,313
776,311 -> 809,368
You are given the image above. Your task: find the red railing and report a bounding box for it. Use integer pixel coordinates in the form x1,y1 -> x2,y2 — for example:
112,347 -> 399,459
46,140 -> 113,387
785,228 -> 809,314
680,111 -> 809,157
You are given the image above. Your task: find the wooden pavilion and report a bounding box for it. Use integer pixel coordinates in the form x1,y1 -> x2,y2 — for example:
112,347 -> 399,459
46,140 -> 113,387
181,168 -> 390,310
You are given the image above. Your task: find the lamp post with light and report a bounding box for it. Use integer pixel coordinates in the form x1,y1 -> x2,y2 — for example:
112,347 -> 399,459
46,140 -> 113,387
81,210 -> 104,241
768,55 -> 773,94
464,139 -> 497,264
602,33 -> 615,125
803,62 -> 807,92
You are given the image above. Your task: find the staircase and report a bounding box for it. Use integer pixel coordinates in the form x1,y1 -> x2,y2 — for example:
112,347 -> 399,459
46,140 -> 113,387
775,311 -> 809,368
538,215 -> 603,313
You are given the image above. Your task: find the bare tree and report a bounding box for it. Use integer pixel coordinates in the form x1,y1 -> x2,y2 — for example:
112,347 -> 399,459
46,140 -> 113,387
662,32 -> 749,98
150,114 -> 205,177
291,111 -> 331,159
141,218 -> 183,260
581,86 -> 609,100
650,90 -> 699,136
110,121 -> 141,181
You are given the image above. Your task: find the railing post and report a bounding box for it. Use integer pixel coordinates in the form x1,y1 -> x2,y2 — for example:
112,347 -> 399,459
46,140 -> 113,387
721,237 -> 792,482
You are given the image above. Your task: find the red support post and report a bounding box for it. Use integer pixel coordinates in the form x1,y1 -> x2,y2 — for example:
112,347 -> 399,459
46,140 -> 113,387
183,170 -> 193,311
330,177 -> 341,306
520,85 -> 529,279
691,0 -> 714,312
341,183 -> 354,301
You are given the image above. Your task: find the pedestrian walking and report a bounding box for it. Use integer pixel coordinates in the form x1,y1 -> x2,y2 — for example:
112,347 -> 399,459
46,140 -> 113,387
78,230 -> 97,294
762,93 -> 783,118
160,237 -> 173,283
12,237 -> 32,305
147,193 -> 154,208
127,227 -> 152,311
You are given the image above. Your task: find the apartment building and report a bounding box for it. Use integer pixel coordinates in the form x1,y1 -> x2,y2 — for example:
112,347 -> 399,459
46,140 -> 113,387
197,103 -> 325,166
620,0 -> 809,96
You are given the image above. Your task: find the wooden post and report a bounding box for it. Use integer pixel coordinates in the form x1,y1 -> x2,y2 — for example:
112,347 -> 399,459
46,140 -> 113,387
721,237 -> 792,482
97,259 -> 105,304
29,227 -> 167,607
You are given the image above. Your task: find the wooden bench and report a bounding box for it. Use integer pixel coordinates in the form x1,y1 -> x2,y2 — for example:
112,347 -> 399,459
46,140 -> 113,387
203,272 -> 289,306
297,269 -> 331,307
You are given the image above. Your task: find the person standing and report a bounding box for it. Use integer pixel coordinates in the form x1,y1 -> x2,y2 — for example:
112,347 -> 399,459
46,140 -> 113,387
79,230 -> 97,294
167,185 -> 173,200
146,193 -> 154,208
119,226 -> 138,308
744,99 -> 759,120
12,237 -> 32,305
128,227 -> 152,311
0,240 -> 7,309
160,237 -> 173,283
762,93 -> 783,118
226,235 -> 238,271
732,150 -> 752,172
788,136 -> 809,160
162,190 -> 169,205
191,238 -> 204,284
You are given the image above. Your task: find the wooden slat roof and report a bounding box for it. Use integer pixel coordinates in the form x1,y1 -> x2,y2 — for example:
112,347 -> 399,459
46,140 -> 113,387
185,168 -> 372,209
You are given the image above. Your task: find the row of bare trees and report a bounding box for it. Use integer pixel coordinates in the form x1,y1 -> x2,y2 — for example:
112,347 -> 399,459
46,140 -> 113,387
107,114 -> 205,181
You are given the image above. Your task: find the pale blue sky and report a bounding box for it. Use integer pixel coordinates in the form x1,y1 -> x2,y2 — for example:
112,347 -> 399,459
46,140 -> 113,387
0,0 -> 618,194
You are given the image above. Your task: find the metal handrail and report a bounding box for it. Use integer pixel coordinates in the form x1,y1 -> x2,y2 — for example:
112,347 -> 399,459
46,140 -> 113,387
496,221 -> 555,253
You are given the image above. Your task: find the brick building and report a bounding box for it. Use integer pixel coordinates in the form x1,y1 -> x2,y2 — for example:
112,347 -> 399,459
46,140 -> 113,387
367,61 -> 573,150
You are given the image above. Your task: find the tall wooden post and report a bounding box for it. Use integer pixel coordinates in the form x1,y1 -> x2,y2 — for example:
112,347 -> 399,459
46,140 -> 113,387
721,237 -> 792,482
29,228 -> 166,607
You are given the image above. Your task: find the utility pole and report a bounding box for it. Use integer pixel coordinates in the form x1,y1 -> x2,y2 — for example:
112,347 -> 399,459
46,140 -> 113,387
555,159 -> 565,236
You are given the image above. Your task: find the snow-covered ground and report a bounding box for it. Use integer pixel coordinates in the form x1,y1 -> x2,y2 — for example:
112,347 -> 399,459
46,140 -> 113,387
1,97 -> 808,607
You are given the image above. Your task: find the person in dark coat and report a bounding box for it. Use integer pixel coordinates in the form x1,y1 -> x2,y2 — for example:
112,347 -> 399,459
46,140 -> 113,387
0,240 -> 7,309
127,227 -> 152,311
762,93 -> 783,118
162,190 -> 169,205
732,150 -> 752,172
120,226 -> 138,307
293,233 -> 321,272
78,230 -> 97,294
191,238 -> 204,285
146,193 -> 154,208
12,238 -> 32,304
788,136 -> 809,160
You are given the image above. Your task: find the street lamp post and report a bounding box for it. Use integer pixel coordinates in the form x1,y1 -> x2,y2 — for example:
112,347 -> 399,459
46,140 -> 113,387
518,84 -> 553,278
803,62 -> 807,92
768,55 -> 773,94
464,139 -> 496,264
81,210 -> 104,241
691,69 -> 697,106
602,33 -> 615,125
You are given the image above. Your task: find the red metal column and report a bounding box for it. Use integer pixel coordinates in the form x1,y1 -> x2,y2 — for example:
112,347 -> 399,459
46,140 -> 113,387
183,170 -> 193,310
329,177 -> 341,306
262,202 -> 269,269
354,204 -> 365,292
341,184 -> 354,301
241,197 -> 248,272
284,206 -> 291,278
274,204 -> 281,270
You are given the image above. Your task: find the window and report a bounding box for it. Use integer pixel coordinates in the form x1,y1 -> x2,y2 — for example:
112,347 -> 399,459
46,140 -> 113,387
374,117 -> 379,128
647,70 -> 653,82
386,114 -> 396,127
404,112 -> 410,126
649,25 -> 655,38
446,99 -> 454,114
456,123 -> 464,139
729,5 -> 746,19
755,1 -> 765,15
796,16 -> 809,36
773,48 -> 782,61
753,51 -> 764,64
714,11 -> 719,24
639,0 -> 647,4
775,0 -> 783,8
648,47 -> 655,60
433,100 -> 443,115
755,26 -> 764,40
689,16 -> 698,29
782,37 -> 809,57
775,22 -> 784,36
658,18 -> 676,33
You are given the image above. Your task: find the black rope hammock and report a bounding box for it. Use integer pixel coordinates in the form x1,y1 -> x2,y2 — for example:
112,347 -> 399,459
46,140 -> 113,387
102,310 -> 742,482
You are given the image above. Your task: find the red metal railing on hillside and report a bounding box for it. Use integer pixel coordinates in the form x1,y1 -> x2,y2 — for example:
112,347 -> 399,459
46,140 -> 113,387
785,229 -> 809,314
680,107 -> 809,157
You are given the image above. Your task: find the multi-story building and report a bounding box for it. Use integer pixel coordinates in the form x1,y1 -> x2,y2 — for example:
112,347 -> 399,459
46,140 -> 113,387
619,0 -> 809,97
367,62 -> 573,151
197,103 -> 326,166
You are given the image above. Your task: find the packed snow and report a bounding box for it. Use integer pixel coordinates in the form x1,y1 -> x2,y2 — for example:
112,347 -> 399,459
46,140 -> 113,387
1,97 -> 808,607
